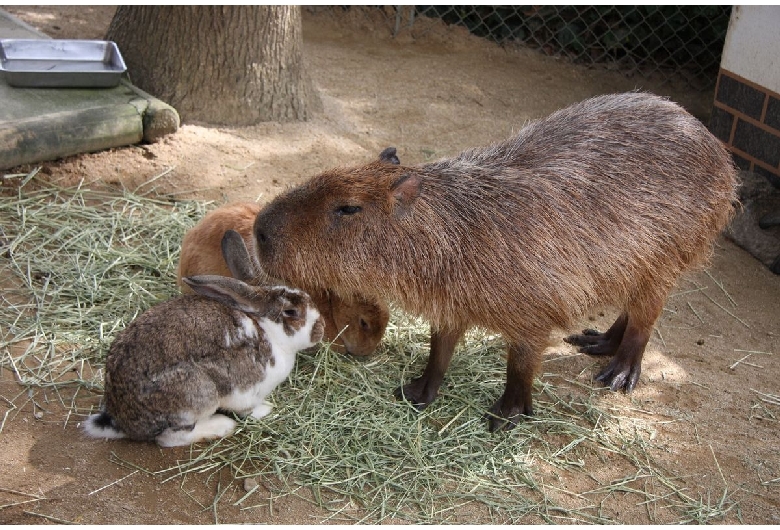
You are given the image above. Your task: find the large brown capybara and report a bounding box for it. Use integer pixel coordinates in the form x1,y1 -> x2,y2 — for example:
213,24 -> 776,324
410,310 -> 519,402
252,93 -> 739,431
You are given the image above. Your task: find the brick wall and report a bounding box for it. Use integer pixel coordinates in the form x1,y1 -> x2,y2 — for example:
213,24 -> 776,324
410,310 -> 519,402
710,68 -> 780,189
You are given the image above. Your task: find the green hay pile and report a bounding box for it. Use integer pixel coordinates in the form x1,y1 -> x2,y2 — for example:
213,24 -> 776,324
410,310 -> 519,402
0,178 -> 207,394
0,175 -> 736,523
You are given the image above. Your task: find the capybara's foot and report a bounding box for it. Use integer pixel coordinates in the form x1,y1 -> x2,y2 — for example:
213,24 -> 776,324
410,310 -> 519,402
565,313 -> 629,357
563,329 -> 615,355
394,376 -> 438,411
564,329 -> 620,356
594,356 -> 642,392
485,395 -> 533,432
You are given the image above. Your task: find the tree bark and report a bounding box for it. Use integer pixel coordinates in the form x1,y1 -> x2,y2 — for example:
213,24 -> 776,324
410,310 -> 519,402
105,6 -> 319,126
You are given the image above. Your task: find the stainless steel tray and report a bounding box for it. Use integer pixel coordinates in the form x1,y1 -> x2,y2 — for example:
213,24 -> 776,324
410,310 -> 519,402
0,39 -> 127,88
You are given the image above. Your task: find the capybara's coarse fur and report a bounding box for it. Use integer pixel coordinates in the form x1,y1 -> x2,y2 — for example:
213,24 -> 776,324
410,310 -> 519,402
176,202 -> 389,356
253,92 -> 739,431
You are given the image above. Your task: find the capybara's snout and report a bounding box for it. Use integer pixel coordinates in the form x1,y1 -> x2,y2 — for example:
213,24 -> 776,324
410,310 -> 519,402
252,208 -> 278,261
253,192 -> 318,280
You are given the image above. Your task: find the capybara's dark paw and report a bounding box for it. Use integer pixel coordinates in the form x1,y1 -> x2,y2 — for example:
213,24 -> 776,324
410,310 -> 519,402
563,328 -> 600,346
564,330 -> 617,356
485,396 -> 533,433
595,358 -> 641,392
394,377 -> 436,411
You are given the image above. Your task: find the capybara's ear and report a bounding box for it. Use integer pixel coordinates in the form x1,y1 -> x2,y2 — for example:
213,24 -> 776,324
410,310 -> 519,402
379,147 -> 400,165
389,173 -> 421,215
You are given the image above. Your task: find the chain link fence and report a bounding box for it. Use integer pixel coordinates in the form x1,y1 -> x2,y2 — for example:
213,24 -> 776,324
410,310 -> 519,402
313,5 -> 731,91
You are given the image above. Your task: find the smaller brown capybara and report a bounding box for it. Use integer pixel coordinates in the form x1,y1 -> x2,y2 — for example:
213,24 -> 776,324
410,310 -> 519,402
176,147 -> 400,356
252,92 -> 739,431
176,202 -> 389,356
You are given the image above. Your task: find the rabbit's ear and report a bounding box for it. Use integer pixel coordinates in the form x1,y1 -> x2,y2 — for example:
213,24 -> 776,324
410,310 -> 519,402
221,229 -> 261,283
183,275 -> 262,314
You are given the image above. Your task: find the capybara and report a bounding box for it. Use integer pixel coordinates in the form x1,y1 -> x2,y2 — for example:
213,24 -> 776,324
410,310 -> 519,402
252,92 -> 739,431
176,201 -> 389,356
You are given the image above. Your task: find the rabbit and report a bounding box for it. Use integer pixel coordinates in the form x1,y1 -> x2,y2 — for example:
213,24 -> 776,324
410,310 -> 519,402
174,147 -> 399,357
83,275 -> 325,447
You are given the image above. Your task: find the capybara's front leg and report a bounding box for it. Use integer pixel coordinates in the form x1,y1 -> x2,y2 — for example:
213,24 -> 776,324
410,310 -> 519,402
395,326 -> 465,410
487,340 -> 540,432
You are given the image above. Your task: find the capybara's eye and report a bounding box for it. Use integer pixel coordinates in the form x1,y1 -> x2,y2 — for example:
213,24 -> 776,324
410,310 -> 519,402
336,205 -> 362,216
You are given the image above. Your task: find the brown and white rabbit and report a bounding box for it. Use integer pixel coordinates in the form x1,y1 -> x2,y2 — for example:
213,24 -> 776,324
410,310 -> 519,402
175,147 -> 399,357
83,275 -> 324,447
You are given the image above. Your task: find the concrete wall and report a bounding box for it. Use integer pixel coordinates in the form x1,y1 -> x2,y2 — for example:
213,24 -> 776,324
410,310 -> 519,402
720,6 -> 780,94
710,6 -> 780,186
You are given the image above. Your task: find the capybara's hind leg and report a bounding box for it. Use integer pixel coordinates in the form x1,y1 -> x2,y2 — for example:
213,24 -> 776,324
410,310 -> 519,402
564,313 -> 628,356
594,295 -> 665,392
395,325 -> 466,410
487,339 -> 542,432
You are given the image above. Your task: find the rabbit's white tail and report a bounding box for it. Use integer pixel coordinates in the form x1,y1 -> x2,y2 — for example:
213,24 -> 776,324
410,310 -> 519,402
83,412 -> 127,440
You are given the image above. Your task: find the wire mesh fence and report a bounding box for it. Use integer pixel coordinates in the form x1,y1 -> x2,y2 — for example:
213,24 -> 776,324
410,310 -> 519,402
312,5 -> 731,91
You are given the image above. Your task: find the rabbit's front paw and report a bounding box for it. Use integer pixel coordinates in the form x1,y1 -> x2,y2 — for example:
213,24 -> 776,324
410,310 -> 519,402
250,401 -> 273,419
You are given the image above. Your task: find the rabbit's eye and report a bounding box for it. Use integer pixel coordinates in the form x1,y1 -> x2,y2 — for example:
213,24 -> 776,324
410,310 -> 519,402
283,308 -> 299,318
336,205 -> 362,216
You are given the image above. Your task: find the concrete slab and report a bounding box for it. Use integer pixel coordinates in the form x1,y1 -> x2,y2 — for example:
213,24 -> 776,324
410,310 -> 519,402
0,8 -> 179,171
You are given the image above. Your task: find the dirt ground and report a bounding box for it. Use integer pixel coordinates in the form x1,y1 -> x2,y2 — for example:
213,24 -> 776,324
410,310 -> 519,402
1,5 -> 778,525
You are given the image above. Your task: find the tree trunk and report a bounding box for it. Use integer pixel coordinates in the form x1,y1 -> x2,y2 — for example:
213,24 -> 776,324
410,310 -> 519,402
105,6 -> 319,125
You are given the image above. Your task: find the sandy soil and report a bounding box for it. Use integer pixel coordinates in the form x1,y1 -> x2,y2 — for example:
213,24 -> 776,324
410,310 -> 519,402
1,6 -> 778,524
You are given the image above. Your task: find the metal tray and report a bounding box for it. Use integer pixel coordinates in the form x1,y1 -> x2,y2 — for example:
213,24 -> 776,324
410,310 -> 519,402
0,39 -> 127,88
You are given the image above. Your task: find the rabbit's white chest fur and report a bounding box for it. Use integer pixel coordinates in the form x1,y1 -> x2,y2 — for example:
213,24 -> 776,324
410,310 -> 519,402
218,312 -> 317,419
